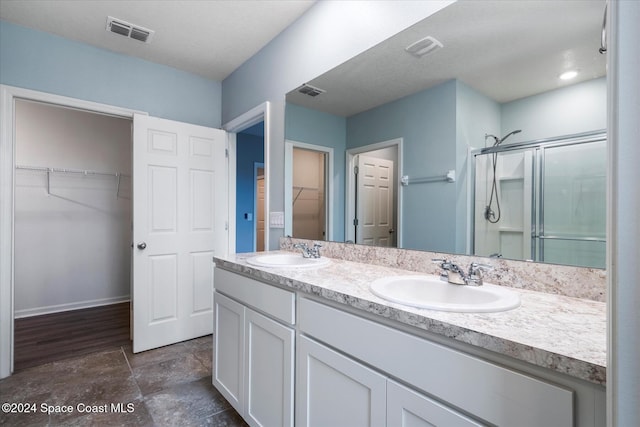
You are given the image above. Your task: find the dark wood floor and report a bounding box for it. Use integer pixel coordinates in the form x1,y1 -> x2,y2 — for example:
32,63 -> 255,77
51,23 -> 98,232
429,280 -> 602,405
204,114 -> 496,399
14,302 -> 131,371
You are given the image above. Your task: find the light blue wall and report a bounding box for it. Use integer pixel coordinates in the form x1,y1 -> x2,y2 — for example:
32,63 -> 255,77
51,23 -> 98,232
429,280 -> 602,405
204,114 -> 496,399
0,20 -> 222,128
501,77 -> 606,143
285,103 -> 346,241
347,80 -> 458,252
236,130 -> 264,253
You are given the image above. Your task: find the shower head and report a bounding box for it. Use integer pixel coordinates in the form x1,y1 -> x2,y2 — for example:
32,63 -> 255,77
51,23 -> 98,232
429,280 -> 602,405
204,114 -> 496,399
485,134 -> 500,147
498,129 -> 522,145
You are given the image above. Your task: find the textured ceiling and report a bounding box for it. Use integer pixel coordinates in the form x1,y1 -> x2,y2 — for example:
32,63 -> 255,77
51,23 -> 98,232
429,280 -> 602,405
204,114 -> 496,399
287,0 -> 607,117
0,0 -> 315,81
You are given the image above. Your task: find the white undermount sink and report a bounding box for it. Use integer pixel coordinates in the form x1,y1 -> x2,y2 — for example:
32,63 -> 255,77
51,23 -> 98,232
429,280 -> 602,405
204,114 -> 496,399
370,275 -> 520,313
246,253 -> 331,269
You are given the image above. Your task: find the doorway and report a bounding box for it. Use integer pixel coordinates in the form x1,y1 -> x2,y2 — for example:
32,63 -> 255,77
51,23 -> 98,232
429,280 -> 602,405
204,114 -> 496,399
0,85 -> 144,378
346,139 -> 402,247
13,98 -> 133,370
284,140 -> 333,241
1,86 -> 229,377
223,102 -> 270,254
292,147 -> 327,240
235,122 -> 265,253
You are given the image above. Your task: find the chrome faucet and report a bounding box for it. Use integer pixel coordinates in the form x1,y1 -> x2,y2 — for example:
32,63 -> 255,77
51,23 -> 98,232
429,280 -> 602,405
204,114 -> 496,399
432,259 -> 493,286
293,242 -> 323,259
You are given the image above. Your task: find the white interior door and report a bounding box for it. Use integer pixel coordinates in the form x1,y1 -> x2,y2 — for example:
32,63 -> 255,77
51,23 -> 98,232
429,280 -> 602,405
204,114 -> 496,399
356,155 -> 394,246
133,114 -> 227,352
256,175 -> 265,252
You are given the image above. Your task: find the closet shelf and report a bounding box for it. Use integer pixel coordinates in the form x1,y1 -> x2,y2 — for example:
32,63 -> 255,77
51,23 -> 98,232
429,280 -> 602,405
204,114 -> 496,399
293,186 -> 322,205
15,164 -> 128,178
15,165 -> 131,198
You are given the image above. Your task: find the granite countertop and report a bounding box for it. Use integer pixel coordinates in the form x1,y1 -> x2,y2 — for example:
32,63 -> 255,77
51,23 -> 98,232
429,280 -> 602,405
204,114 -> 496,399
213,251 -> 606,386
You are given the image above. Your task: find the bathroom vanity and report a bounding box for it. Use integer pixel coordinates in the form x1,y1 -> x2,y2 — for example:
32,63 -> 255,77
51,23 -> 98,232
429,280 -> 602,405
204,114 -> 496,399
212,251 -> 606,427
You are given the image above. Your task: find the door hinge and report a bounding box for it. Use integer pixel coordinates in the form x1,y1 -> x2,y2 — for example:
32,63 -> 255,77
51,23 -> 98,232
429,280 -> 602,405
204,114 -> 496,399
225,221 -> 228,231
225,148 -> 229,158
353,218 -> 359,226
354,165 -> 359,175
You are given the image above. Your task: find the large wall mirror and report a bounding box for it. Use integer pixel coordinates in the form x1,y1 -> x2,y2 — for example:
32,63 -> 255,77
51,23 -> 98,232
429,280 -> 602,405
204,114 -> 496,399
284,0 -> 606,268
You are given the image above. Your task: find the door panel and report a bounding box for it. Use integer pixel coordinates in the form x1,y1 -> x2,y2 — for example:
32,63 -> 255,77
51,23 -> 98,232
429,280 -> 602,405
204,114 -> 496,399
245,309 -> 294,427
539,140 -> 606,267
149,254 -> 178,323
133,114 -> 227,352
296,335 -> 386,427
213,292 -> 245,414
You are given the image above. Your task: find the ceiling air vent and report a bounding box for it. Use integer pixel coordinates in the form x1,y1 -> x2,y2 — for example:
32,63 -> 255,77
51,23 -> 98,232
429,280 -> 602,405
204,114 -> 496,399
106,16 -> 154,43
405,36 -> 443,58
296,83 -> 326,98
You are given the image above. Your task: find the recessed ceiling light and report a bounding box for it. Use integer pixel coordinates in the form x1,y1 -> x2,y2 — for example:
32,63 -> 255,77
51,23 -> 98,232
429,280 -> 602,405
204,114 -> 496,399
559,70 -> 579,80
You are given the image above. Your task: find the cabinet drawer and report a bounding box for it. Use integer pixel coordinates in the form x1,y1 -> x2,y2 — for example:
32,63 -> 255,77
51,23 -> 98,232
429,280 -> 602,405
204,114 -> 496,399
215,267 -> 295,325
387,380 -> 483,427
299,298 -> 573,427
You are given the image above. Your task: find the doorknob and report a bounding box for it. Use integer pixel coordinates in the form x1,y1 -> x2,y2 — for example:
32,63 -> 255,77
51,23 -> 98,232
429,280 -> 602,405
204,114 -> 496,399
389,229 -> 395,234
137,242 -> 147,250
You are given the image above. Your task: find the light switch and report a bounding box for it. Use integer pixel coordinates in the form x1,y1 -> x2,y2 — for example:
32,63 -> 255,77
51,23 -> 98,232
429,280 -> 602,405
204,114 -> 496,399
269,211 -> 285,228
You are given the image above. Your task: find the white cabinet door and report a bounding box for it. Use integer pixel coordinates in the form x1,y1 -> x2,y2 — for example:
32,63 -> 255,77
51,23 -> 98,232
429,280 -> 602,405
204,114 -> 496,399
387,380 -> 484,427
245,309 -> 294,427
132,114 -> 228,352
213,292 -> 244,414
296,335 -> 386,427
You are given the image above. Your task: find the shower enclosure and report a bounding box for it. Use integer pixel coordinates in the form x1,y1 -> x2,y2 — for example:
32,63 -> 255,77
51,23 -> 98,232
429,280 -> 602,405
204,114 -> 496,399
473,131 -> 606,268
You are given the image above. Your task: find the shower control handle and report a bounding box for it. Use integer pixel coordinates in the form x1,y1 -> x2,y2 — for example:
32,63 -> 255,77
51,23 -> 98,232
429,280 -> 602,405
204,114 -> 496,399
137,242 -> 147,250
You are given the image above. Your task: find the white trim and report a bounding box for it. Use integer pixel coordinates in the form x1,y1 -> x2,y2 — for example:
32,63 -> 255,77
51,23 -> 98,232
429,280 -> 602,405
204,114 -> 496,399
0,84 -> 145,379
465,146 -> 473,254
223,102 -> 270,253
15,296 -> 131,319
345,138 -> 404,247
284,140 -> 334,240
227,133 -> 237,255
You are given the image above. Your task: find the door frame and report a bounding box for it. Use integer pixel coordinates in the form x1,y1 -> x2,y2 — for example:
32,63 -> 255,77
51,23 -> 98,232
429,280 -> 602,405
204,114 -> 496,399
345,138 -> 403,247
0,84 -> 146,379
284,140 -> 334,240
223,102 -> 270,254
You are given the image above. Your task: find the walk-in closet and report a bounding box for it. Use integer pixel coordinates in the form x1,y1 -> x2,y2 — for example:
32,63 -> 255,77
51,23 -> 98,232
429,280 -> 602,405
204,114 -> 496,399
13,99 -> 132,370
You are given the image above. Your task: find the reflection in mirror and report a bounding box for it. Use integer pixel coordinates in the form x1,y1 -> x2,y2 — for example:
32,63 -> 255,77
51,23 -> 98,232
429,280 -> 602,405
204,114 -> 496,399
473,132 -> 606,268
292,147 -> 327,240
284,0 -> 606,267
285,140 -> 334,241
345,141 -> 399,247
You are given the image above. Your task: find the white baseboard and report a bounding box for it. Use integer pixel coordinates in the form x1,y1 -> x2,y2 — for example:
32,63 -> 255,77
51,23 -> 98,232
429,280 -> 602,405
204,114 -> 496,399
14,295 -> 131,319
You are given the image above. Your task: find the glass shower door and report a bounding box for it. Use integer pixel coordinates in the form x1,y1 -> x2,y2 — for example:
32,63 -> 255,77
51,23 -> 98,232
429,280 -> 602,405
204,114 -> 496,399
537,139 -> 606,268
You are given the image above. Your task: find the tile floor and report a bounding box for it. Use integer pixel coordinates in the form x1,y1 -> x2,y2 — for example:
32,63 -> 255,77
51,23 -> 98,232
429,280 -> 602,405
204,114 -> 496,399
0,336 -> 247,426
